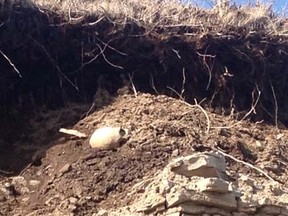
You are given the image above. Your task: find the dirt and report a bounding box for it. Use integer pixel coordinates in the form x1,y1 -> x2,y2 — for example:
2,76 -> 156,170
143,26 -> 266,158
0,92 -> 288,215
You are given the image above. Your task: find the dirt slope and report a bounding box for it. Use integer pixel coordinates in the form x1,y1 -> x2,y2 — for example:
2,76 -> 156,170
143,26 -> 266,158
0,92 -> 288,215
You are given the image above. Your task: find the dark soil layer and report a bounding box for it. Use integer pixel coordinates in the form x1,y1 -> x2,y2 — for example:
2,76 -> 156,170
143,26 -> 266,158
1,2 -> 288,123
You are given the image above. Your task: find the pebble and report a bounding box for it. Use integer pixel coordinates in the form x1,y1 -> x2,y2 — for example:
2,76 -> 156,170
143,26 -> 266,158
172,149 -> 179,157
22,197 -> 30,202
69,197 -> 78,204
29,180 -> 41,186
276,133 -> 284,140
58,163 -> 72,176
68,204 -> 77,211
12,176 -> 27,186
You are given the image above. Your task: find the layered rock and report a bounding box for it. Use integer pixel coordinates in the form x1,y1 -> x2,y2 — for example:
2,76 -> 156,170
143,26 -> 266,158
97,152 -> 288,216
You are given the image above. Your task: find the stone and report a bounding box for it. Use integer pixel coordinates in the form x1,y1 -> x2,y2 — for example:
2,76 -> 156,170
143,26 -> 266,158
58,163 -> 72,177
68,204 -> 77,211
11,176 -> 29,194
197,177 -> 229,193
136,193 -> 165,214
172,149 -> 179,157
165,207 -> 181,215
89,152 -> 288,216
165,187 -> 237,210
255,141 -> 262,148
69,197 -> 78,204
237,198 -> 258,213
169,152 -> 226,178
165,212 -> 181,216
276,134 -> 284,140
21,197 -> 30,202
12,176 -> 27,187
259,205 -> 282,215
179,203 -> 231,216
29,180 -> 41,186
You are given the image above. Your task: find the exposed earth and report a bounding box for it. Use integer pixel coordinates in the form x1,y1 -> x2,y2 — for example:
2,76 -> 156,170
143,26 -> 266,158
0,91 -> 288,215
1,0 -> 288,215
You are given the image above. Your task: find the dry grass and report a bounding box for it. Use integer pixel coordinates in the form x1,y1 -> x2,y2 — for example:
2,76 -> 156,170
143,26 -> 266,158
21,0 -> 286,36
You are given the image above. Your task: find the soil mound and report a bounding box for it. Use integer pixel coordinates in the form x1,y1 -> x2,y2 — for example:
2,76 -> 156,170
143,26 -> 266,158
1,92 -> 288,215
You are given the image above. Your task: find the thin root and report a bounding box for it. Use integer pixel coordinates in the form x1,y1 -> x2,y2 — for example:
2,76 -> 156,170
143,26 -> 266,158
216,148 -> 276,182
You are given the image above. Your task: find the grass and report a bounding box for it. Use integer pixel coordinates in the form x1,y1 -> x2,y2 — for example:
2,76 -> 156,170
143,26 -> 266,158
29,0 -> 288,36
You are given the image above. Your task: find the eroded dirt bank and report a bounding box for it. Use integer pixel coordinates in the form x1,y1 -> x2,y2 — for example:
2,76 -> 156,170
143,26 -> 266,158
1,0 -> 288,215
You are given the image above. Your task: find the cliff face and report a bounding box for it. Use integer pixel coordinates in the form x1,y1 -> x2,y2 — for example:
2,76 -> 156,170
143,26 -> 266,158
1,0 -> 288,122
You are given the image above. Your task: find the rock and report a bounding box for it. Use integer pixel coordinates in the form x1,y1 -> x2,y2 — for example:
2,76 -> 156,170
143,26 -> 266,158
1,183 -> 14,197
136,193 -> 165,214
276,133 -> 284,140
237,199 -> 257,213
93,152 -> 288,216
69,197 -> 78,204
58,163 -> 72,177
89,127 -> 128,150
68,204 -> 77,212
11,176 -> 29,194
168,152 -> 227,178
12,176 -> 27,187
96,209 -> 108,216
255,141 -> 263,148
72,182 -> 84,197
166,203 -> 232,216
29,180 -> 41,186
197,177 -> 229,193
259,205 -> 282,215
172,149 -> 179,157
165,212 -> 181,216
21,197 -> 30,202
165,187 -> 237,209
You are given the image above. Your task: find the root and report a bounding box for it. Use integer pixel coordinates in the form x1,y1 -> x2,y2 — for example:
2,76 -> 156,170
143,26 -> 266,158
216,148 -> 276,182
270,81 -> 279,128
0,169 -> 14,176
196,46 -> 216,90
212,84 -> 261,129
129,73 -> 138,98
167,86 -> 211,134
0,50 -> 22,78
30,36 -> 79,91
150,74 -> 159,95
